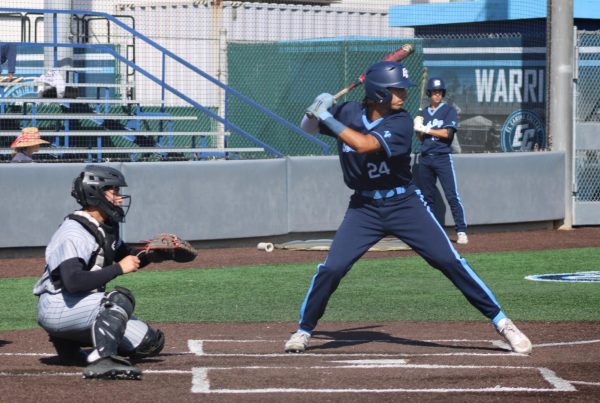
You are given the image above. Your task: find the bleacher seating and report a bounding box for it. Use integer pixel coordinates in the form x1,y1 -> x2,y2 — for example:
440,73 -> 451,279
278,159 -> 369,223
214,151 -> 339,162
1,57 -> 265,162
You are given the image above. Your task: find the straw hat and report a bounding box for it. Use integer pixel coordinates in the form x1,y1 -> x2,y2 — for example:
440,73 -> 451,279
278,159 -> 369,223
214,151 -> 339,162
10,127 -> 50,149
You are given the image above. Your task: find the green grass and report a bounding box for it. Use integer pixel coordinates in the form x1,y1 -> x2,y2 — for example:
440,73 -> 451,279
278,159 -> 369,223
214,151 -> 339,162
1,248 -> 599,331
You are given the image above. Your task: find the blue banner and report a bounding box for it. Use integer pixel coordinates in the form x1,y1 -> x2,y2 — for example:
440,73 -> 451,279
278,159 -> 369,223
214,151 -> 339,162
423,37 -> 547,152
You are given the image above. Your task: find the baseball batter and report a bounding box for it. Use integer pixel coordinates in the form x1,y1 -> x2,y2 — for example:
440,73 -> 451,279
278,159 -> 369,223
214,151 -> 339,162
415,77 -> 468,244
33,165 -> 164,380
285,61 -> 531,355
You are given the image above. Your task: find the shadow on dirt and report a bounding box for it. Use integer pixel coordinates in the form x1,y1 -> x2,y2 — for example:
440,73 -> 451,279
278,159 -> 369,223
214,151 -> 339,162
310,324 -> 503,353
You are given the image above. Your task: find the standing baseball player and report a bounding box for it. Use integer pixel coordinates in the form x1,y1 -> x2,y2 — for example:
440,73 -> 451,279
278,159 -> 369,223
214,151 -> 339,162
415,77 -> 468,244
285,61 -> 531,355
33,165 -> 165,380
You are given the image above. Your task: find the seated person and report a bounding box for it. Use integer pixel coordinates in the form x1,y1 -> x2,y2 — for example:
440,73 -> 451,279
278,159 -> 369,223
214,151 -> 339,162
10,127 -> 49,163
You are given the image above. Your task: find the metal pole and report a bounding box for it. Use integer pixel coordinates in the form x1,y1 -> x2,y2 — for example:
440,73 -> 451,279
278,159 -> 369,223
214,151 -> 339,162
213,0 -> 225,150
548,0 -> 574,229
44,0 -> 74,73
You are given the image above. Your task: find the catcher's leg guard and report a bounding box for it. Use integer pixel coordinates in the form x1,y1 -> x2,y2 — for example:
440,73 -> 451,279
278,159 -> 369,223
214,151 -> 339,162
89,288 -> 135,361
49,336 -> 87,365
128,327 -> 165,359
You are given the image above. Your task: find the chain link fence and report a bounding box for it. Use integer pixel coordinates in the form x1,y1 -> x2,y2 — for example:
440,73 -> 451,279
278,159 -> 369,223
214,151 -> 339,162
575,31 -> 600,202
1,0 -> 552,162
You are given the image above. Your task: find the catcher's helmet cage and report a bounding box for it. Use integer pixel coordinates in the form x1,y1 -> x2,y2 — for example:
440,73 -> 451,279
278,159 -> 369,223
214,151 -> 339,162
71,165 -> 131,222
426,77 -> 446,97
364,61 -> 414,103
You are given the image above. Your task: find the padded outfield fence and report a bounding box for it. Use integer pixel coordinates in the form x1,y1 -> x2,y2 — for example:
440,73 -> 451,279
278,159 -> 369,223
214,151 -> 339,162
1,0 -> 591,163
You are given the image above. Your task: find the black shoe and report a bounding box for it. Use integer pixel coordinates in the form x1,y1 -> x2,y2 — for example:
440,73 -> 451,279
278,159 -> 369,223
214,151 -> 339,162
83,356 -> 142,380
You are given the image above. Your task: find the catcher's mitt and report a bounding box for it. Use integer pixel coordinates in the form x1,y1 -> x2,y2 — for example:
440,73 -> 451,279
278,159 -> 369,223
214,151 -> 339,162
138,233 -> 197,263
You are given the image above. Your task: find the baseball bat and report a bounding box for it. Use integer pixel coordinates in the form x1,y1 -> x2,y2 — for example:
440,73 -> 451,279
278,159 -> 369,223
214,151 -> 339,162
415,67 -> 429,139
333,43 -> 415,101
419,67 -> 428,112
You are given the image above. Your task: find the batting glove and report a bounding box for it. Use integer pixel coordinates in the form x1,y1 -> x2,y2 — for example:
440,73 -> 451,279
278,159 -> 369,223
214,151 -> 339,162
413,116 -> 430,134
306,93 -> 334,121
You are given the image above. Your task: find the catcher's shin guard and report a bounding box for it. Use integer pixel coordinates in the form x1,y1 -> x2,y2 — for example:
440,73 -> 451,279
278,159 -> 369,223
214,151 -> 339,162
90,288 -> 135,360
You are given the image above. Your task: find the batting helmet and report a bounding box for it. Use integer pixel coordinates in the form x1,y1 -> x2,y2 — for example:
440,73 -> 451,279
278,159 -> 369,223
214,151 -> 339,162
426,77 -> 446,97
364,61 -> 414,103
71,165 -> 131,222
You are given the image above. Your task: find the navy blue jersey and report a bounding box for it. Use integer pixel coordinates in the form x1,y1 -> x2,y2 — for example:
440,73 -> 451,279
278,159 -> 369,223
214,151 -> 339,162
420,102 -> 458,155
319,101 -> 414,191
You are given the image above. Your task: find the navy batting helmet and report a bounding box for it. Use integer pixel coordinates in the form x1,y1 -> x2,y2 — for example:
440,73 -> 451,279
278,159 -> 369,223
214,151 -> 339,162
71,165 -> 131,222
364,61 -> 414,103
426,77 -> 446,97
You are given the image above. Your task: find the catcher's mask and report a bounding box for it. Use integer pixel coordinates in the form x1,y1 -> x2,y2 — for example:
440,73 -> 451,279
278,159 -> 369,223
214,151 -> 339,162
71,165 -> 131,222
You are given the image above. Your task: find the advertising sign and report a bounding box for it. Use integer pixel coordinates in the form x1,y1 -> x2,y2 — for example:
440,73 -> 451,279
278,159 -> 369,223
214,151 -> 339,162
423,37 -> 547,153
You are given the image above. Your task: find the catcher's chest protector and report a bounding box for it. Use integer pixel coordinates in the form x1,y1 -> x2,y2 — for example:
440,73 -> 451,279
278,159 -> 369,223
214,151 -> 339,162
67,214 -> 118,268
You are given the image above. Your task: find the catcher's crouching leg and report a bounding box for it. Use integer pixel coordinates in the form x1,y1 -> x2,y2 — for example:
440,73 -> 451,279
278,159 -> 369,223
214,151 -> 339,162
89,287 -> 135,360
84,287 -> 141,380
128,326 -> 165,359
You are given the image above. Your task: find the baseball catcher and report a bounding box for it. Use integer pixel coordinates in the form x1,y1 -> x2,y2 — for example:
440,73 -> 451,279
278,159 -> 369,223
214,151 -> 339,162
33,165 -> 196,380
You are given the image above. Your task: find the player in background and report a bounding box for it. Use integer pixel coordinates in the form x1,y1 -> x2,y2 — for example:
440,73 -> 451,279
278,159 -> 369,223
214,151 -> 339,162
414,77 -> 468,244
33,165 -> 165,380
285,61 -> 531,355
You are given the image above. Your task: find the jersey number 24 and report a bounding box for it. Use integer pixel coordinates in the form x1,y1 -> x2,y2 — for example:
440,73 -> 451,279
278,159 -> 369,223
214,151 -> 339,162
367,161 -> 390,179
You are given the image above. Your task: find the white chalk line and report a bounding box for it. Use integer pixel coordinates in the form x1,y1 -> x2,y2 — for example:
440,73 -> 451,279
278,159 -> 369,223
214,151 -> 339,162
194,387 -> 572,394
534,339 -> 600,348
191,364 -> 580,394
570,380 -> 600,386
194,338 -> 496,343
3,338 -> 598,396
188,338 -> 600,357
8,337 -> 598,359
187,339 -> 523,357
0,351 -> 518,358
1,363 -> 595,395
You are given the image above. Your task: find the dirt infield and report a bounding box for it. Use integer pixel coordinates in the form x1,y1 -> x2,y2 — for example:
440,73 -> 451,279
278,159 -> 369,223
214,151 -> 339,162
1,227 -> 599,401
1,322 -> 599,402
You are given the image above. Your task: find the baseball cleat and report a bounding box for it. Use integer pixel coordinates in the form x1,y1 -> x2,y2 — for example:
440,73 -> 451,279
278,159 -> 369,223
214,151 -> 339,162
285,331 -> 311,353
456,232 -> 469,244
496,319 -> 532,354
83,356 -> 142,380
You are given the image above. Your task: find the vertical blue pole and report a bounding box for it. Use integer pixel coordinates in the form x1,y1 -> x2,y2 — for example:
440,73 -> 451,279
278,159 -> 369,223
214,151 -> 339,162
53,13 -> 58,68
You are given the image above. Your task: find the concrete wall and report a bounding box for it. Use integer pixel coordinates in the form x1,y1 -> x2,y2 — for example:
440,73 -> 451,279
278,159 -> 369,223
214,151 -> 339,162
0,152 -> 565,249
417,152 -> 565,227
